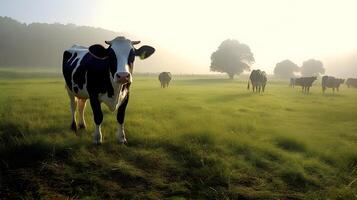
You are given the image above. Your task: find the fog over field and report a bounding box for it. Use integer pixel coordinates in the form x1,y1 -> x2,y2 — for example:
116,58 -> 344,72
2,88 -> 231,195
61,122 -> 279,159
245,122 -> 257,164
0,0 -> 357,76
1,1 -> 357,199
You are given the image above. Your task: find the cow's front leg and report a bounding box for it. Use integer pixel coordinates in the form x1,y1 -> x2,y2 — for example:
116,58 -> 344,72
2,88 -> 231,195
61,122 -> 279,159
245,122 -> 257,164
66,89 -> 77,132
117,95 -> 129,144
90,97 -> 103,144
78,98 -> 87,129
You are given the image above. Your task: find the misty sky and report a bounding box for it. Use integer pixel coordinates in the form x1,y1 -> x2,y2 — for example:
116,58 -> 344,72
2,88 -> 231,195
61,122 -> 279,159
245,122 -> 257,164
1,0 -> 357,75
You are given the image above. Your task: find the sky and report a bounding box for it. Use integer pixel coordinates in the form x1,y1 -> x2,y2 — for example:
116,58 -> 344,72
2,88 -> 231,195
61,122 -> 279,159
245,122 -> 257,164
1,0 -> 357,75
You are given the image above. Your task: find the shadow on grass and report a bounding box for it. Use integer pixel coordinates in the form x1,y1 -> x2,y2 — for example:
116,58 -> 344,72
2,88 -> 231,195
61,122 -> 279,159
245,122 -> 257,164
176,78 -> 235,85
322,93 -> 345,97
207,92 -> 254,103
274,136 -> 306,153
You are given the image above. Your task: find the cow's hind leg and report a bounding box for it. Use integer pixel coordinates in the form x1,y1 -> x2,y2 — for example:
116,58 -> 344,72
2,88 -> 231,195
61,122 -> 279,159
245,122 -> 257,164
117,95 -> 129,144
89,97 -> 103,144
78,98 -> 87,129
67,89 -> 77,132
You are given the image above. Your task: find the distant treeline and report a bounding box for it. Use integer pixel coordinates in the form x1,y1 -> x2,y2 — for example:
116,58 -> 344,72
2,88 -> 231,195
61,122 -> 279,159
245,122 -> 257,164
0,16 -> 121,68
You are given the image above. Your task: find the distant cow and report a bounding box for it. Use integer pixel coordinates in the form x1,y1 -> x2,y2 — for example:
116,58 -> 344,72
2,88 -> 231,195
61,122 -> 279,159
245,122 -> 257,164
346,78 -> 357,88
159,72 -> 172,88
62,36 -> 155,144
322,76 -> 345,93
294,77 -> 317,93
290,78 -> 296,88
247,69 -> 267,93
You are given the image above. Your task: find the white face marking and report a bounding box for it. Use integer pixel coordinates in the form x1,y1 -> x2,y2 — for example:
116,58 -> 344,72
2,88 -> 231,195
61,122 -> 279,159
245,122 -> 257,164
108,37 -> 134,83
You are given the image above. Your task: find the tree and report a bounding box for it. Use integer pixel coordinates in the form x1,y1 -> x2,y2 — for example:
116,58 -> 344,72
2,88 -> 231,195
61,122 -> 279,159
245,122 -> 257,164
274,59 -> 300,78
210,39 -> 254,79
301,59 -> 325,76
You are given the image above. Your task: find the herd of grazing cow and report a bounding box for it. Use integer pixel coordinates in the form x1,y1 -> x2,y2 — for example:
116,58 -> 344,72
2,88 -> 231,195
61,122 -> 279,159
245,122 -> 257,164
290,76 -> 357,93
62,36 -> 357,144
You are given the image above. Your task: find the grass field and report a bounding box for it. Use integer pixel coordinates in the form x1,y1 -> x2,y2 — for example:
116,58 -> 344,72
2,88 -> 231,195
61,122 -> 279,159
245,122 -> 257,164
0,69 -> 357,199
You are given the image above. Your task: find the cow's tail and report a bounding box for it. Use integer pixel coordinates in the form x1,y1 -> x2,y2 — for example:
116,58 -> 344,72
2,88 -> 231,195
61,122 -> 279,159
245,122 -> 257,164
247,81 -> 250,90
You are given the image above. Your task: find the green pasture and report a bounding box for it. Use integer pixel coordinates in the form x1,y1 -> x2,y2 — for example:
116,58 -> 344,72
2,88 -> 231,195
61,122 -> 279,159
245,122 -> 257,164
0,69 -> 356,199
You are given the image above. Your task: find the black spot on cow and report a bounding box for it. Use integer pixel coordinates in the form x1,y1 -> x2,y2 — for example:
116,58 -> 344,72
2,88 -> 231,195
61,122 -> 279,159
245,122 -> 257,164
128,49 -> 135,63
62,47 -> 117,98
85,48 -> 117,98
62,51 -> 75,89
69,52 -> 78,63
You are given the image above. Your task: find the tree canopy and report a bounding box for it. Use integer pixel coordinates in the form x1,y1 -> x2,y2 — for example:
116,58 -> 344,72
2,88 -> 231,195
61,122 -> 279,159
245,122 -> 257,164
274,59 -> 300,78
210,39 -> 254,79
301,59 -> 325,77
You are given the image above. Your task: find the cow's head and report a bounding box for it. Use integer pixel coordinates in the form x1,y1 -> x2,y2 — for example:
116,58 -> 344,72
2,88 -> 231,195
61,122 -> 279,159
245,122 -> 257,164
89,36 -> 155,84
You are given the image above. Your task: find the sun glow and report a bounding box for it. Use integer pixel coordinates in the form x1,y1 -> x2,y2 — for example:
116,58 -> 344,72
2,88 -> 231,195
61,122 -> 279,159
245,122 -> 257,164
89,0 -> 357,74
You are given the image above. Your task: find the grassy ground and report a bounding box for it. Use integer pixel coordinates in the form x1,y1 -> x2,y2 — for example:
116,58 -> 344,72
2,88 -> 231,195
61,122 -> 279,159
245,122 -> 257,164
0,70 -> 356,199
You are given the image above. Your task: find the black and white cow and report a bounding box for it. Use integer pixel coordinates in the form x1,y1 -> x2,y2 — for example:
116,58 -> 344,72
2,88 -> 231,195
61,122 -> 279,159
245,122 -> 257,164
158,72 -> 172,88
62,36 -> 155,144
322,76 -> 345,93
294,76 -> 317,93
346,78 -> 357,88
247,69 -> 267,93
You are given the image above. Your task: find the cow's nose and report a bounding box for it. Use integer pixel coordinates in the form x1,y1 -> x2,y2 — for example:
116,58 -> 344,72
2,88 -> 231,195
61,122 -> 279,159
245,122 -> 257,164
116,72 -> 130,84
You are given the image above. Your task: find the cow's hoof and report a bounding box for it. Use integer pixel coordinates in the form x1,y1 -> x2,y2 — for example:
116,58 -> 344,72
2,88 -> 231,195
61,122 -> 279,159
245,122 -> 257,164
93,139 -> 102,145
78,123 -> 86,130
71,122 -> 77,132
93,134 -> 102,145
118,138 -> 127,145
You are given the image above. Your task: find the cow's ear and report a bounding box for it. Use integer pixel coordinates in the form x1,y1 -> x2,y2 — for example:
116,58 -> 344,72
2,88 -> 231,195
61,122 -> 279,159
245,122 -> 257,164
135,45 -> 155,60
89,44 -> 109,60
